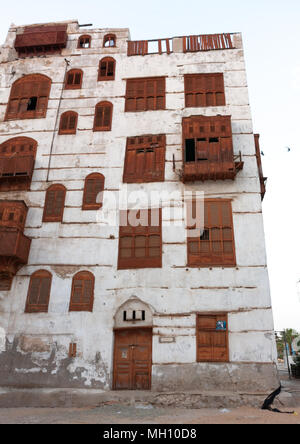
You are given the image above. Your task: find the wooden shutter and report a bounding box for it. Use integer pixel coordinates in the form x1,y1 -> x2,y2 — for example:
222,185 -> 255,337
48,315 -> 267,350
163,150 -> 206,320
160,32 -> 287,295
184,74 -> 225,108
5,74 -> 51,120
43,184 -> 66,222
82,173 -> 105,210
98,57 -> 116,81
25,270 -> 52,313
69,271 -> 94,312
125,77 -> 166,112
65,70 -> 83,89
187,199 -> 236,267
123,135 -> 166,183
93,102 -> 113,131
197,314 -> 228,362
59,111 -> 78,134
118,208 -> 162,269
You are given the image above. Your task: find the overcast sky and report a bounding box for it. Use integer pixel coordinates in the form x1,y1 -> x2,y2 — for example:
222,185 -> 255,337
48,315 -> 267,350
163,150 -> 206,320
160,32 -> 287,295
0,0 -> 299,331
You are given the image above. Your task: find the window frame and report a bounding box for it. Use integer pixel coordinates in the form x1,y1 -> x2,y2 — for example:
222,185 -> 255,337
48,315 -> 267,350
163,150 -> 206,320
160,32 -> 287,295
78,35 -> 91,49
125,77 -> 166,112
118,208 -> 162,270
93,101 -> 113,131
5,74 -> 52,121
69,271 -> 95,312
58,111 -> 78,135
65,69 -> 83,90
98,57 -> 116,81
187,199 -> 236,267
103,34 -> 116,48
25,270 -> 52,313
196,313 -> 229,363
184,73 -> 226,108
82,173 -> 105,210
43,184 -> 66,223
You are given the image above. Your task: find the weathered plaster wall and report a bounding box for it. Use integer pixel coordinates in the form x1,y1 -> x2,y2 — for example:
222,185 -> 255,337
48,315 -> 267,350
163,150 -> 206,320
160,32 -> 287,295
0,23 -> 278,391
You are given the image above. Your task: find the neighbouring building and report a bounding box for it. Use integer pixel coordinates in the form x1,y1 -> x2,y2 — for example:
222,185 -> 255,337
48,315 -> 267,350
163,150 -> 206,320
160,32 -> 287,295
0,20 -> 279,400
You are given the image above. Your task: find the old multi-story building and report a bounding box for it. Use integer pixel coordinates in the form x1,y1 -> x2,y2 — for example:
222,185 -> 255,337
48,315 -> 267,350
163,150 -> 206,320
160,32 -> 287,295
0,20 -> 278,402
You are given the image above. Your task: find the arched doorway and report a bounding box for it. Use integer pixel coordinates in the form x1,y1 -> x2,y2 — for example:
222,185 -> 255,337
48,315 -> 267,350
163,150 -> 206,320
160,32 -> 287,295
113,298 -> 153,390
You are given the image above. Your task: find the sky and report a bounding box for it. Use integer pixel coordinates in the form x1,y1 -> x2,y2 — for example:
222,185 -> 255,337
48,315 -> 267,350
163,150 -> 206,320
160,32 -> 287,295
0,0 -> 299,331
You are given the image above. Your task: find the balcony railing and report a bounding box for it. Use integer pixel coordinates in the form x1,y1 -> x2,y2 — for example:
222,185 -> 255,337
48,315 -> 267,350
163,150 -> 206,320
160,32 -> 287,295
128,33 -> 234,56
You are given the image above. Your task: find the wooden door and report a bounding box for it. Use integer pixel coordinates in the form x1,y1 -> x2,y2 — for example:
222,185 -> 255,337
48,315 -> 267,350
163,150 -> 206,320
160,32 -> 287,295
113,328 -> 152,390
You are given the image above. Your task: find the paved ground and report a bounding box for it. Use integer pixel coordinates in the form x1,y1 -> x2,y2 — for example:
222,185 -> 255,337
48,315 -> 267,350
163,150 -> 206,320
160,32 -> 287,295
0,404 -> 299,424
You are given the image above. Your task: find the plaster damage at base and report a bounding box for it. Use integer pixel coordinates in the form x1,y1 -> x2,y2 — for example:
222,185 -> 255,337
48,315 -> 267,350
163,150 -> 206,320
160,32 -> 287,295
0,20 -> 279,404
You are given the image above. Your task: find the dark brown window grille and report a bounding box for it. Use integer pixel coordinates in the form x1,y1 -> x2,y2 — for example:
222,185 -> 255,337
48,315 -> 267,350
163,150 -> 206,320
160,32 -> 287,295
93,101 -> 113,131
43,184 -> 66,223
98,57 -> 116,81
25,270 -> 52,313
125,77 -> 166,112
69,271 -> 95,312
65,69 -> 83,90
123,135 -> 166,183
59,111 -> 78,135
118,209 -> 162,269
82,173 -> 105,210
185,73 -> 225,107
187,199 -> 236,267
5,74 -> 51,120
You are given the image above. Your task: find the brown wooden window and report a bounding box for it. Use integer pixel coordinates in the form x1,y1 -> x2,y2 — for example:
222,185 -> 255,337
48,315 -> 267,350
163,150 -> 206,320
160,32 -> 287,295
65,69 -> 83,90
197,313 -> 229,362
43,184 -> 66,223
5,74 -> 51,120
187,199 -> 236,267
25,270 -> 52,313
0,137 -> 37,192
93,101 -> 113,131
98,57 -> 116,81
123,135 -> 166,183
82,173 -> 105,210
69,271 -> 95,312
103,34 -> 116,48
78,35 -> 91,48
185,73 -> 225,107
125,77 -> 166,112
59,111 -> 78,135
118,208 -> 162,270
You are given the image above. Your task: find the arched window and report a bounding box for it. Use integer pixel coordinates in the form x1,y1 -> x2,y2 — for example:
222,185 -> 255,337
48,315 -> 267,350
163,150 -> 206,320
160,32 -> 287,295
82,173 -> 105,210
69,271 -> 95,312
78,35 -> 91,49
103,34 -> 116,48
43,184 -> 66,222
59,111 -> 78,135
0,137 -> 37,191
93,101 -> 113,131
5,74 -> 51,120
98,57 -> 116,81
65,69 -> 83,90
25,270 -> 52,313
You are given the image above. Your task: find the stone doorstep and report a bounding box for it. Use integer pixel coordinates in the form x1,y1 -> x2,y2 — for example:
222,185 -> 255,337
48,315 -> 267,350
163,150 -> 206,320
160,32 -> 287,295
0,387 -> 269,409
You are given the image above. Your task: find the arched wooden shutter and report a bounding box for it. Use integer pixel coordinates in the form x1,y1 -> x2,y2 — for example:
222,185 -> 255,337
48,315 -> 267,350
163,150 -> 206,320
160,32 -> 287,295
93,101 -> 113,131
5,74 -> 51,120
82,173 -> 105,210
65,69 -> 83,89
98,57 -> 116,81
69,271 -> 95,312
78,35 -> 91,48
59,111 -> 78,135
25,270 -> 52,313
103,34 -> 116,48
43,184 -> 66,222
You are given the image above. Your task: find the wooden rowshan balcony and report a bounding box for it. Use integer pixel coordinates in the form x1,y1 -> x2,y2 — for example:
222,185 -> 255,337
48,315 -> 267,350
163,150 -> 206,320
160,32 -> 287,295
182,153 -> 243,182
14,24 -> 67,56
0,201 -> 31,291
0,155 -> 35,191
